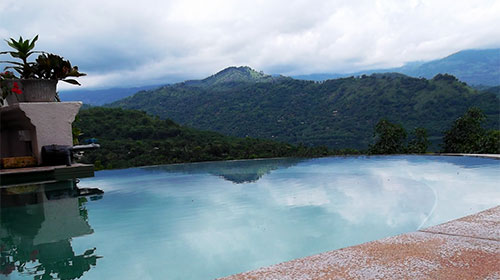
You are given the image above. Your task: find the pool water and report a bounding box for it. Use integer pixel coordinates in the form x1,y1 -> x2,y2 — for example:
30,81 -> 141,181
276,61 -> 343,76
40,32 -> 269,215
1,156 -> 499,279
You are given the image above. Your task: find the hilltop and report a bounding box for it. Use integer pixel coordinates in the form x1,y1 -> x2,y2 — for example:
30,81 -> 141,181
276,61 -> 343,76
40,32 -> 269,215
183,66 -> 276,86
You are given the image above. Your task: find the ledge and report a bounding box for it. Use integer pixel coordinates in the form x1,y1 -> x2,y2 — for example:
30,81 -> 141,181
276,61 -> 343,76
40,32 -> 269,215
0,163 -> 94,187
220,206 -> 500,279
438,153 -> 500,159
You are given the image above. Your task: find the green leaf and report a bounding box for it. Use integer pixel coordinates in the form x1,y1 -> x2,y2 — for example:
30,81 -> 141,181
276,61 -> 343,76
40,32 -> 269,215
29,35 -> 39,50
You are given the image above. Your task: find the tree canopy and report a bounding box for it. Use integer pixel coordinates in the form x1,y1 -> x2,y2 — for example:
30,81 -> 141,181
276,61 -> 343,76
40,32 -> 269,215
442,107 -> 500,153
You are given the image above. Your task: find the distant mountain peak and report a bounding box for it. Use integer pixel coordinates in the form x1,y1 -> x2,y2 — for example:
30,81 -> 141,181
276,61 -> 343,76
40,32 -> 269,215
196,66 -> 273,86
293,48 -> 500,86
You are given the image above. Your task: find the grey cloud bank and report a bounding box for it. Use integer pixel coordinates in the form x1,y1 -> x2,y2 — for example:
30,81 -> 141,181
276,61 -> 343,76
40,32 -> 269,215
1,0 -> 499,89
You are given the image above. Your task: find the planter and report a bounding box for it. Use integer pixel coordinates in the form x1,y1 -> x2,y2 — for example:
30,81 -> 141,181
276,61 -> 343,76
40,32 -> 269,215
21,79 -> 58,102
1,79 -> 58,105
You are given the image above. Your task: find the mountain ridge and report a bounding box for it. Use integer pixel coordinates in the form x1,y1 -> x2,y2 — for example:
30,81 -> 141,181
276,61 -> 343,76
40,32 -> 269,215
110,71 -> 499,150
59,48 -> 499,105
294,48 -> 500,86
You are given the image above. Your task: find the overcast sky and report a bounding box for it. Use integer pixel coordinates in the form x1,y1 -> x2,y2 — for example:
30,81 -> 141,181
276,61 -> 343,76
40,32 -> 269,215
1,0 -> 499,89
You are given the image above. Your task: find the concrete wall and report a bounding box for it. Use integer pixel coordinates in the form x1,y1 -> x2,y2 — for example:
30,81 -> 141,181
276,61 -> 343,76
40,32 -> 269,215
0,102 -> 82,164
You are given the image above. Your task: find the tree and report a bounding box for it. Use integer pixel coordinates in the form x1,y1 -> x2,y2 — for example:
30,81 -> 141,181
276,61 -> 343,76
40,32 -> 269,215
369,119 -> 407,154
442,107 -> 486,153
407,127 -> 429,154
478,129 -> 500,154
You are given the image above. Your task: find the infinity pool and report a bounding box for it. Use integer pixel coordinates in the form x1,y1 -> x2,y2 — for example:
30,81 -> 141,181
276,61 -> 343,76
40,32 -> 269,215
1,155 -> 499,279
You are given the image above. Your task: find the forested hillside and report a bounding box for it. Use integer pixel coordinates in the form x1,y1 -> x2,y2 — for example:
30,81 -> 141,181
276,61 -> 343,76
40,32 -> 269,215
74,107 -> 334,170
110,68 -> 499,150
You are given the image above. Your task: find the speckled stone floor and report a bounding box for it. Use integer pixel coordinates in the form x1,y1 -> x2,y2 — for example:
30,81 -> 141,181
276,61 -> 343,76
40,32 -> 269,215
220,206 -> 500,280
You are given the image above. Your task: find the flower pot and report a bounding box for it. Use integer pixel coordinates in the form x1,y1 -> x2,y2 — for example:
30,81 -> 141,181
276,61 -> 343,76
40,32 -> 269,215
21,79 -> 58,102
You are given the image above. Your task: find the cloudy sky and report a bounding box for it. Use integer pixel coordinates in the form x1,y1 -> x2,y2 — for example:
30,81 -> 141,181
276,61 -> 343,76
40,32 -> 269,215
1,0 -> 499,89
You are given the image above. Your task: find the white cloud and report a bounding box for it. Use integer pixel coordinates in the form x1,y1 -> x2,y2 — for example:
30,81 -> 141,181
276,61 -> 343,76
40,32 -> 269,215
1,0 -> 499,88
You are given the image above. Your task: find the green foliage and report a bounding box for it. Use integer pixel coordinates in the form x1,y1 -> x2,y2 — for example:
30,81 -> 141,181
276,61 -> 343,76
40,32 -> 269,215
0,35 -> 40,78
74,107 -> 349,170
1,35 -> 85,86
480,130 -> 500,154
369,119 -> 407,154
407,127 -> 430,154
110,70 -> 499,151
369,119 -> 430,154
442,107 -> 499,153
34,53 -> 86,85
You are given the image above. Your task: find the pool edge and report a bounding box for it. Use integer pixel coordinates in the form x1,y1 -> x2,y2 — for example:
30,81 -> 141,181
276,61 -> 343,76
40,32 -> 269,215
219,205 -> 500,279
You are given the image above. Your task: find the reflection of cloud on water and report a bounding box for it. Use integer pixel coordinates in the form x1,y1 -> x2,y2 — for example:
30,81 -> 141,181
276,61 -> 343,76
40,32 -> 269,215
261,169 -> 434,230
377,159 -> 500,228
264,179 -> 331,207
74,155 -> 500,279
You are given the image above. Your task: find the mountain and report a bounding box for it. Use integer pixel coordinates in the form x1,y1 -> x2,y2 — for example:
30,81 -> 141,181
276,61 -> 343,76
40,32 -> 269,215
75,107 -> 332,170
183,66 -> 275,86
59,85 -> 161,105
294,49 -> 500,86
60,67 -> 276,106
481,85 -> 500,97
405,49 -> 500,86
110,68 -> 499,150
61,49 -> 498,105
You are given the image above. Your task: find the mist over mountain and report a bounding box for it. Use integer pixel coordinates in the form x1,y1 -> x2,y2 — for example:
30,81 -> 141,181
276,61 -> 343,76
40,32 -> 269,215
59,85 -> 162,105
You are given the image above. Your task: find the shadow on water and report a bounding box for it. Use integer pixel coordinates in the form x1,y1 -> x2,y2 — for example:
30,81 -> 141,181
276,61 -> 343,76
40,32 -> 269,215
144,157 -> 306,184
0,180 -> 103,279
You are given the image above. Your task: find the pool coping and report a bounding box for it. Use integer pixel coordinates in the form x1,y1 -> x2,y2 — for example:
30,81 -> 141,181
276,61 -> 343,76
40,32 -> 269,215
0,163 -> 95,187
220,205 -> 500,279
436,153 -> 500,159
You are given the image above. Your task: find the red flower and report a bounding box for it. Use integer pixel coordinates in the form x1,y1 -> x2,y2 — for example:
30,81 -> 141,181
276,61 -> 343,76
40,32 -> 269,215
11,82 -> 22,94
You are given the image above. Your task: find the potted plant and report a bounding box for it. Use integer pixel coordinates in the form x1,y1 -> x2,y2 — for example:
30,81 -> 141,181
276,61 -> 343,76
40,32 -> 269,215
0,35 -> 86,104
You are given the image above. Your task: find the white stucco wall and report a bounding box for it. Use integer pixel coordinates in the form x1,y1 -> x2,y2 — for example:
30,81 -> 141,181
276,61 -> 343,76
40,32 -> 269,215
15,102 -> 82,163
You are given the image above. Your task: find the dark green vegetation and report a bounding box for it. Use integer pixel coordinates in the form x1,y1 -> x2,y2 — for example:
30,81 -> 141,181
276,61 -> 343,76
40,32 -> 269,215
480,85 -> 500,97
75,107 -> 341,170
295,48 -> 500,86
368,120 -> 429,154
111,67 -> 499,150
368,108 -> 500,154
442,107 -> 500,154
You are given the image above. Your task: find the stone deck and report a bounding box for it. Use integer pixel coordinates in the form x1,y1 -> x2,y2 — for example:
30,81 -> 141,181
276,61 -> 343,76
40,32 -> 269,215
221,206 -> 500,279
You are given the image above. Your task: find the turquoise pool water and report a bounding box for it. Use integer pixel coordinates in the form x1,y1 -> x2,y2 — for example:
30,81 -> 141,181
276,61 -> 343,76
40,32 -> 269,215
1,155 -> 499,279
